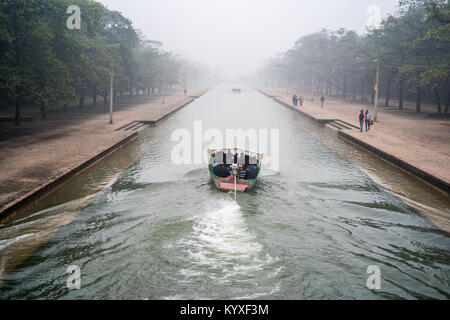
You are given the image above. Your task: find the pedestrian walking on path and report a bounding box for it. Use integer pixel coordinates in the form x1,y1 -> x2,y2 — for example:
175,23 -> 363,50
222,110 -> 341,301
292,95 -> 298,106
365,109 -> 371,131
299,96 -> 303,106
359,109 -> 365,132
320,96 -> 325,107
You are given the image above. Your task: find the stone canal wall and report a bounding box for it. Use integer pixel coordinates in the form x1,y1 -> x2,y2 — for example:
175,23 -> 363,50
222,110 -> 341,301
0,89 -> 209,219
255,86 -> 450,194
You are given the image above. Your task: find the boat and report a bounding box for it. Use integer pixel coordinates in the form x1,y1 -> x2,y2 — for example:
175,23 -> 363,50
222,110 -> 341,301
232,88 -> 241,93
207,148 -> 263,193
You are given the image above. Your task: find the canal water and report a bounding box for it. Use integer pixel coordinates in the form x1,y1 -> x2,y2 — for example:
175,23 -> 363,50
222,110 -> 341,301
0,84 -> 449,299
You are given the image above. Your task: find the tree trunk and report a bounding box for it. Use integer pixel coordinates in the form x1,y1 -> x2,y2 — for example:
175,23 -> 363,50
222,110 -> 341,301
40,103 -> 47,120
371,88 -> 375,105
399,81 -> 404,110
445,87 -> 449,114
352,78 -> 356,100
103,90 -> 108,107
15,100 -> 21,126
152,87 -> 155,96
434,88 -> 442,114
343,78 -> 347,100
115,89 -> 119,107
79,94 -> 84,109
130,80 -> 133,96
93,87 -> 97,106
326,81 -> 329,96
445,80 -> 450,114
384,78 -> 391,107
63,103 -> 68,114
416,87 -> 421,113
361,79 -> 365,103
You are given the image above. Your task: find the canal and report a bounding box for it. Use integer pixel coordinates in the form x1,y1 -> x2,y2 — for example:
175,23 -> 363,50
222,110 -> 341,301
0,84 -> 449,299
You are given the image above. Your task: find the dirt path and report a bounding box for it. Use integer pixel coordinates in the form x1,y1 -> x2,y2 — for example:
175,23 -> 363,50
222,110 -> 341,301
0,90 -> 206,214
257,86 -> 450,190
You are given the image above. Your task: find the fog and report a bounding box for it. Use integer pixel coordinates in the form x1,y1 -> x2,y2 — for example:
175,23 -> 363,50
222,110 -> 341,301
96,0 -> 397,79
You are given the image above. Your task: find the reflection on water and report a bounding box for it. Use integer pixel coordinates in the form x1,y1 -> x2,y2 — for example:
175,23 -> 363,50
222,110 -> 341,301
0,84 -> 449,299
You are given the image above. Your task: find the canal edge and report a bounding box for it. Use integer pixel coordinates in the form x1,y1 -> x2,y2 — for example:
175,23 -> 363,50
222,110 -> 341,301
254,86 -> 450,195
0,89 -> 209,221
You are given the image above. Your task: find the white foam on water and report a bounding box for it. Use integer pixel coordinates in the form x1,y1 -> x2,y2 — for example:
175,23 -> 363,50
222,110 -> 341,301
0,233 -> 33,251
170,200 -> 282,298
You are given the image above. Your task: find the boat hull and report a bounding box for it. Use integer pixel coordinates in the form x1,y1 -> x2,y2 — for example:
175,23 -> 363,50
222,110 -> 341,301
209,172 -> 257,192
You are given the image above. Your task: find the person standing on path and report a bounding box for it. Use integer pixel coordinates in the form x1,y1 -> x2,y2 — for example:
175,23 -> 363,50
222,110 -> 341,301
292,95 -> 298,106
299,96 -> 303,106
365,109 -> 371,131
359,109 -> 365,132
320,96 -> 325,107
184,89 -> 187,96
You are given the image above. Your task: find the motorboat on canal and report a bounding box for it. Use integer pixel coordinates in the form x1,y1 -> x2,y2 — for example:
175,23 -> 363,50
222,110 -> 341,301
207,148 -> 263,193
232,88 -> 241,93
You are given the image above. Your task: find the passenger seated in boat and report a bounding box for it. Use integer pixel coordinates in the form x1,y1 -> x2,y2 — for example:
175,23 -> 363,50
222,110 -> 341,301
245,165 -> 258,179
212,163 -> 220,175
216,164 -> 231,178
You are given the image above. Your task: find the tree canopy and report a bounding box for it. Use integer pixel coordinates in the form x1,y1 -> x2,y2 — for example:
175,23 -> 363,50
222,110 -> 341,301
256,0 -> 449,114
0,0 -> 207,125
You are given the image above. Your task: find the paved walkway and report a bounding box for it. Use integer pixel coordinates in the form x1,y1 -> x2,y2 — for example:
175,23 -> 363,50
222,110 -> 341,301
0,90 -> 206,214
257,86 -> 450,192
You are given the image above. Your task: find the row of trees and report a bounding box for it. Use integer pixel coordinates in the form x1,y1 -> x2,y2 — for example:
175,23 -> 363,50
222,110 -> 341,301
0,0 -> 210,125
255,0 -> 449,114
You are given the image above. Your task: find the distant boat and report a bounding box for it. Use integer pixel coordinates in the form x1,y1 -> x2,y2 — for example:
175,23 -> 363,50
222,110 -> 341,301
207,148 -> 263,193
232,88 -> 241,93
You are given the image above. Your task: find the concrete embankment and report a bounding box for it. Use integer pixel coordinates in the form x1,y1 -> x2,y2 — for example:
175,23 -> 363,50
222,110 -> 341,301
0,89 -> 209,219
255,86 -> 450,194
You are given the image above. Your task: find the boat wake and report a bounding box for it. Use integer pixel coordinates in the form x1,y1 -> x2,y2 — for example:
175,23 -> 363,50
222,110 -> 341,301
164,200 -> 282,299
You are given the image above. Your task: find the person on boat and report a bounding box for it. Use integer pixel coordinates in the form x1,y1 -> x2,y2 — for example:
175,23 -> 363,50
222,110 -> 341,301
216,164 -> 231,178
212,163 -> 220,175
245,164 -> 258,179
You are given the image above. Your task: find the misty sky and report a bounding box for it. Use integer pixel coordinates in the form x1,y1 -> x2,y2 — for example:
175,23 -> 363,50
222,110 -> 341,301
98,0 -> 400,79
